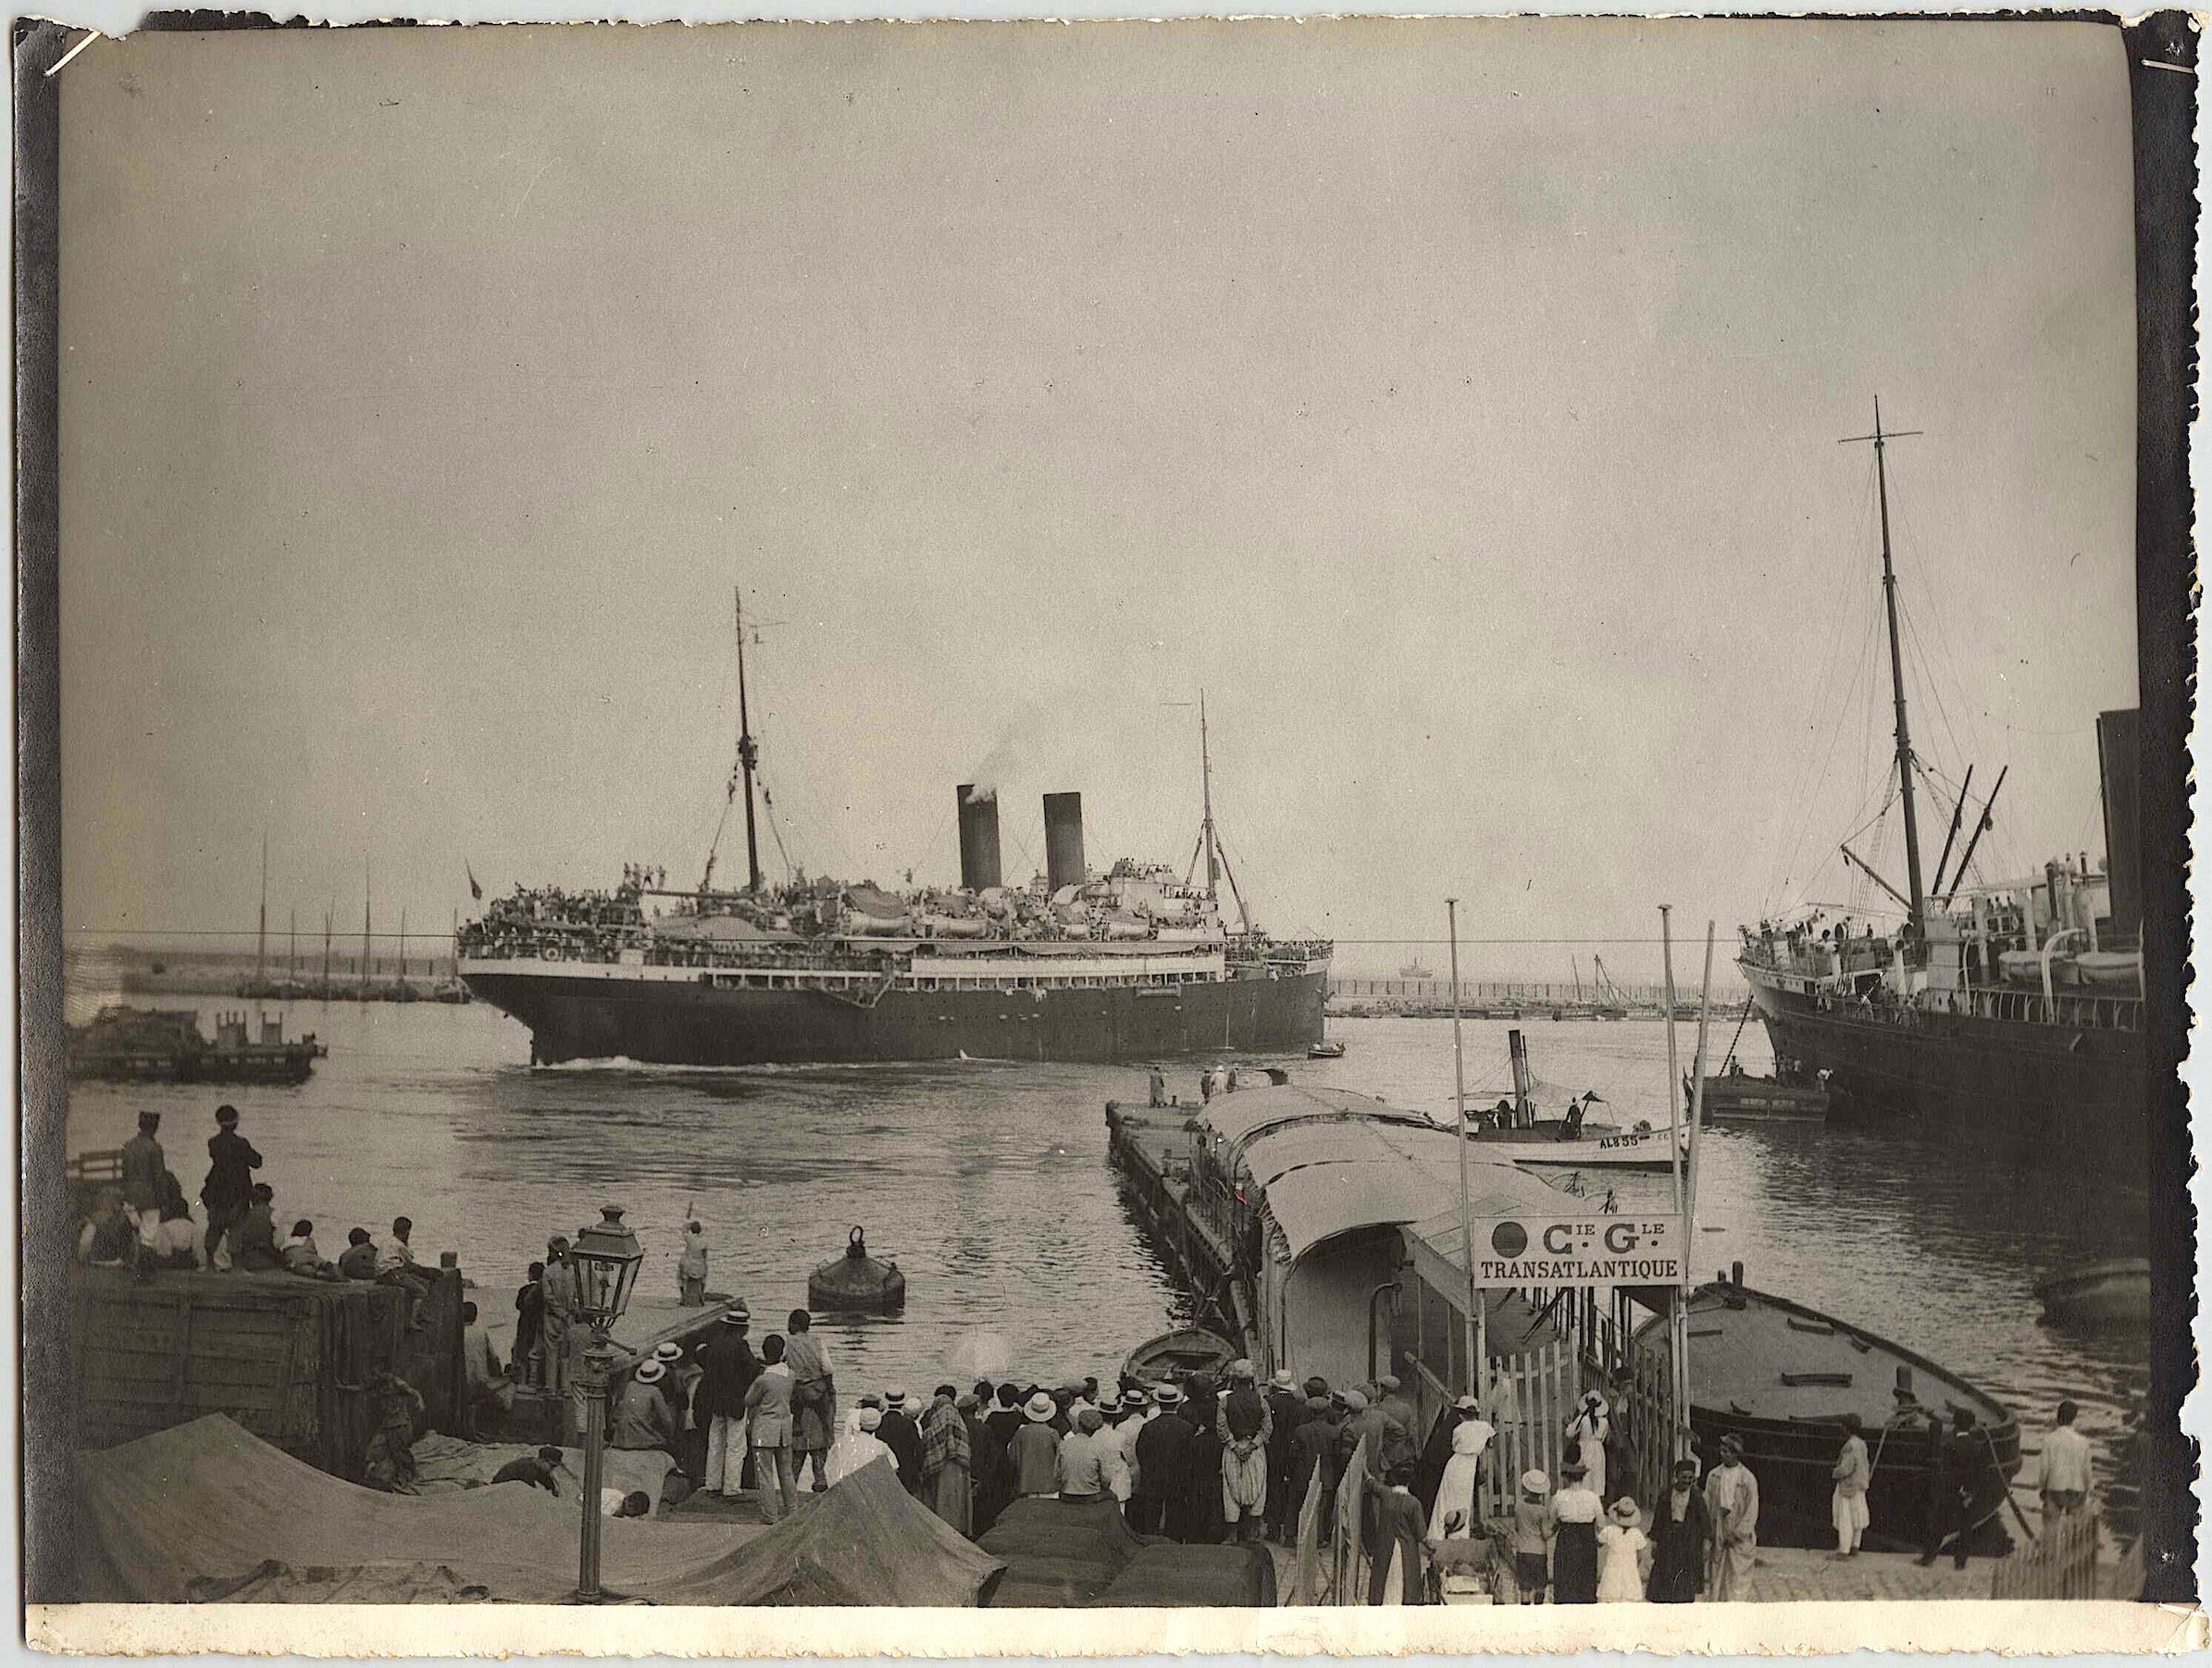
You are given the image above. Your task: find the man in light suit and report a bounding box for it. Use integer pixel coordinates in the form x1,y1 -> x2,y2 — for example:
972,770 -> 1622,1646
743,1333 -> 800,1522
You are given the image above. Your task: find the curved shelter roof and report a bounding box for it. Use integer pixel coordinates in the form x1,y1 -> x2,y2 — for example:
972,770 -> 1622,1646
1199,1085 -> 1564,1262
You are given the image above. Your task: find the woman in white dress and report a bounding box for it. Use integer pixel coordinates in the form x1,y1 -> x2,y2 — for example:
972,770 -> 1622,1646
1596,1496 -> 1650,1601
1564,1392 -> 1611,1500
1428,1411 -> 1497,1538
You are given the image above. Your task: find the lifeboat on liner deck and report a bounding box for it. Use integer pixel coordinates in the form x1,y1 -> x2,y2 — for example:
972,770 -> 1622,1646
2071,950 -> 2144,992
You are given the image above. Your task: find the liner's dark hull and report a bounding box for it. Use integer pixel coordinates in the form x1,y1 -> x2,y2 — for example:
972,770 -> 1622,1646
1745,971 -> 2146,1173
466,967 -> 1328,1065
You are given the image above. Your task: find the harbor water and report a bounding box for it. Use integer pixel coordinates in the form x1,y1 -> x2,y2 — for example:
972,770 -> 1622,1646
62,995 -> 2148,1515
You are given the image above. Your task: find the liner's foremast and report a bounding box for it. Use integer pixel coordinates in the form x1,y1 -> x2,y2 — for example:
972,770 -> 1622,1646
1192,691 -> 1251,935
702,585 -> 766,897
735,587 -> 764,896
1843,398 -> 1927,933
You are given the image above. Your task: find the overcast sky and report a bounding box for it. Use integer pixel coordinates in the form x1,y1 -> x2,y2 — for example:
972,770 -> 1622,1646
59,19 -> 2138,981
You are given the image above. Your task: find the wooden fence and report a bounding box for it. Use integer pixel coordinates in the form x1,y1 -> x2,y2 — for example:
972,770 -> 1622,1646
1476,1339 -> 1576,1524
1988,1510 -> 2102,1600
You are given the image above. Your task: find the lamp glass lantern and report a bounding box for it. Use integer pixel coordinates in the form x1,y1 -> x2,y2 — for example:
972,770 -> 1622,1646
570,1204 -> 644,1330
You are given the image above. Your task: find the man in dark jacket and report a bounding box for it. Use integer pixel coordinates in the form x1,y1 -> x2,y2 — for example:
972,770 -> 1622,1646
876,1388 -> 926,1497
232,1183 -> 282,1272
1132,1386 -> 1198,1538
200,1104 -> 261,1268
693,1305 -> 761,1497
1647,1458 -> 1711,1601
1919,1409 -> 1983,1569
1287,1395 -> 1341,1538
980,1383 -> 1025,1530
337,1227 -> 379,1280
1264,1371 -> 1305,1541
120,1113 -> 166,1241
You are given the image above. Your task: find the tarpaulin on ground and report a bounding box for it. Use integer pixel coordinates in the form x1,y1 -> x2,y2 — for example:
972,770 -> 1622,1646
1095,1542 -> 1277,1607
979,1495 -> 1141,1607
77,1414 -> 751,1603
79,1416 -> 1000,1607
632,1458 -> 1003,1607
410,1433 -> 674,1514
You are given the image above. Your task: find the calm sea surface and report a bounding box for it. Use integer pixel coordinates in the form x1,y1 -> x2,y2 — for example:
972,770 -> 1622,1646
63,995 -> 2149,1501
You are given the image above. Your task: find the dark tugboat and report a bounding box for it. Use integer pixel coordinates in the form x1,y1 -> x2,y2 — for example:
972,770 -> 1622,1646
66,1006 -> 326,1085
1690,1058 -> 1833,1123
1634,1268 -> 2019,1552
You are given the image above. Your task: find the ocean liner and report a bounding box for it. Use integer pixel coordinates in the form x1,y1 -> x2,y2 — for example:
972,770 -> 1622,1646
458,603 -> 1329,1065
1736,405 -> 2145,1170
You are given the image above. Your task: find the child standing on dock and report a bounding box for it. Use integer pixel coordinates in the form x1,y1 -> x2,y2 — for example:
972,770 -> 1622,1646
1597,1496 -> 1650,1600
1511,1469 -> 1553,1603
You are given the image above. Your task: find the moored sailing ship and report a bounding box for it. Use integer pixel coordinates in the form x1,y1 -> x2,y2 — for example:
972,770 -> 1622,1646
1737,405 -> 2145,1169
459,598 -> 1329,1065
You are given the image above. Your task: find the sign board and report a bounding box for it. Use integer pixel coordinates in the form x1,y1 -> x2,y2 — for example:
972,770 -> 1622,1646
1416,1212 -> 1687,1290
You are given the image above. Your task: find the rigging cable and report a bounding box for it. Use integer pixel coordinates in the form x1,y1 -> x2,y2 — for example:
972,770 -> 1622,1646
1761,466 -> 1883,915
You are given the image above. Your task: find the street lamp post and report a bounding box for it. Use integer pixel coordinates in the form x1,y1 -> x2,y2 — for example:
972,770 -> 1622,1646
565,1203 -> 644,1605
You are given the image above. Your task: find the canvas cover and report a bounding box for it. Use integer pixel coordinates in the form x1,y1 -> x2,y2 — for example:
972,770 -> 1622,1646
978,1495 -> 1142,1607
636,1457 -> 1004,1607
1095,1541 -> 1277,1608
77,1416 -> 1000,1606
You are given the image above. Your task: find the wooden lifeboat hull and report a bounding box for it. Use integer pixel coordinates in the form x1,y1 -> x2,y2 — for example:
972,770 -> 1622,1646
1123,1326 -> 1236,1387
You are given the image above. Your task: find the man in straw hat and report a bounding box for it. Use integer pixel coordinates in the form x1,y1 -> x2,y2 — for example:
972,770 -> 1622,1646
1010,1390 -> 1063,1500
1133,1384 -> 1199,1537
613,1359 -> 679,1460
877,1386 -> 926,1498
694,1301 -> 759,1498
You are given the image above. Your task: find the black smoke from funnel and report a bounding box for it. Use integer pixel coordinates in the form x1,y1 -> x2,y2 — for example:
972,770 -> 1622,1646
957,784 -> 1002,892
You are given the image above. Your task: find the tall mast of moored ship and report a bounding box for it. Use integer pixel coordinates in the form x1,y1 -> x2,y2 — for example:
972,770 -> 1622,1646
735,587 -> 764,895
255,831 -> 268,984
359,865 -> 373,997
1843,398 -> 1928,931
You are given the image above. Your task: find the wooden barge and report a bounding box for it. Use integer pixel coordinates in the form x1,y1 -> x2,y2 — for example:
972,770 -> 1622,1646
68,1262 -> 466,1481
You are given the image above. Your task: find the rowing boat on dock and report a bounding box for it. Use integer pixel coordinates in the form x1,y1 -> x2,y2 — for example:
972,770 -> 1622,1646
1633,1273 -> 2019,1552
1124,1326 -> 1237,1386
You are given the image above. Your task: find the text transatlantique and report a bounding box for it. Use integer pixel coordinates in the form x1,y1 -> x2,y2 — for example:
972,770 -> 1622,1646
1478,1257 -> 1684,1281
